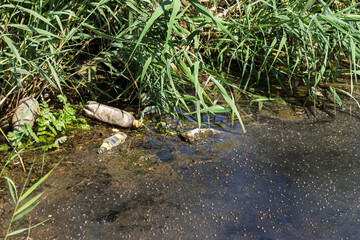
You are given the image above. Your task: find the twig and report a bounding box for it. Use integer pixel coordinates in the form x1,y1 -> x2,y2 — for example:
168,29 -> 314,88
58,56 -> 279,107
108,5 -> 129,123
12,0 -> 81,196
0,86 -> 17,108
18,154 -> 26,173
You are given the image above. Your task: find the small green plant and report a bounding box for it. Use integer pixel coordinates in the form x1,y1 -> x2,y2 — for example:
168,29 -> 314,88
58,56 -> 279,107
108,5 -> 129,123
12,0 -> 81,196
2,95 -> 90,151
35,95 -> 90,150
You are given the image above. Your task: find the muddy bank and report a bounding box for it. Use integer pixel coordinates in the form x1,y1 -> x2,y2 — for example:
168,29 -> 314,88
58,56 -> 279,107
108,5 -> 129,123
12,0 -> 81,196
2,103 -> 360,239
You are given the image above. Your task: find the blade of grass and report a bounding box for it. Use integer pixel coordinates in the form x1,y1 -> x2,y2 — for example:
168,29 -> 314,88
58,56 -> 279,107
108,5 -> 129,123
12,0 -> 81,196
2,35 -> 22,65
211,77 -> 245,132
131,0 -> 172,56
14,192 -> 44,217
17,5 -> 56,29
188,0 -> 237,42
166,58 -> 190,112
336,88 -> 360,109
164,0 -> 181,48
12,201 -> 40,223
329,87 -> 343,107
8,24 -> 63,39
4,177 -> 18,203
6,219 -> 49,237
18,167 -> 55,203
46,59 -> 63,94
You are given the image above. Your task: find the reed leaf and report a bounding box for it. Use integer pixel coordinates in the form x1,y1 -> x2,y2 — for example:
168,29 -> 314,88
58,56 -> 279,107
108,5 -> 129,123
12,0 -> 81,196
2,35 -> 22,65
211,77 -> 245,132
14,192 -> 44,217
6,219 -> 48,237
4,177 -> 18,203
8,24 -> 62,39
12,202 -> 40,223
18,167 -> 54,203
329,87 -> 343,108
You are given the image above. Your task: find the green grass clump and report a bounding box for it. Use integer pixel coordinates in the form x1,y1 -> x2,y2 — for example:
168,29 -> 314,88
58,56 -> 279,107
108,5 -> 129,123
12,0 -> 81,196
1,0 -> 360,130
1,1 -> 359,133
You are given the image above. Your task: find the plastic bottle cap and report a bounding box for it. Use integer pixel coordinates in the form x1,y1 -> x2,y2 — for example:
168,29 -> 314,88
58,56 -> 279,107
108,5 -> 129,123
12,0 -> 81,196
133,120 -> 141,128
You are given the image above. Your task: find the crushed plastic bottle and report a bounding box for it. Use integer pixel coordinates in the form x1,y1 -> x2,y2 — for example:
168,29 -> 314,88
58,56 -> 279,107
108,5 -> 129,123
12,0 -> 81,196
98,132 -> 127,154
83,101 -> 141,129
181,128 -> 223,143
12,97 -> 39,131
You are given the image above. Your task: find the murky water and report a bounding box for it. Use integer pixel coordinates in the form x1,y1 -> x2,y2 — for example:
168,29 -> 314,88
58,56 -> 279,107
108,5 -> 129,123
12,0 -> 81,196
29,113 -> 360,239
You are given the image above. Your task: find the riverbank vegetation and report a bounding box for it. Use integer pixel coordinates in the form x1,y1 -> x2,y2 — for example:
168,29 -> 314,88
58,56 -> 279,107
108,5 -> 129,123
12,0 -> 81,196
1,0 -> 360,237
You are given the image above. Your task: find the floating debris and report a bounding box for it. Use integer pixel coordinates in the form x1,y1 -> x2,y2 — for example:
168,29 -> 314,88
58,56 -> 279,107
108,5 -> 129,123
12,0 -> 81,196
84,101 -> 141,129
181,128 -> 223,143
98,132 -> 127,154
12,97 -> 39,131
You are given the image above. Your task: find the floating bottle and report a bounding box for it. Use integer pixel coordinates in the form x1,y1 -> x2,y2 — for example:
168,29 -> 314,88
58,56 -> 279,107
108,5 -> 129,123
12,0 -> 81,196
181,128 -> 223,143
83,101 -> 141,129
12,97 -> 39,131
98,132 -> 127,154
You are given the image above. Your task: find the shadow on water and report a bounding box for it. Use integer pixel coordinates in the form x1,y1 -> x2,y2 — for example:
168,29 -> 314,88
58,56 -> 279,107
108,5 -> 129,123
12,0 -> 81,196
28,112 -> 360,239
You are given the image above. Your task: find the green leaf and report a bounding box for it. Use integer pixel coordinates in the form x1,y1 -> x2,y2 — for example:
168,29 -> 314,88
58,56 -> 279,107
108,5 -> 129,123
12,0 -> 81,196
3,36 -> 22,65
211,77 -> 246,132
46,59 -> 63,94
31,62 -> 60,91
7,218 -> 48,236
188,0 -> 237,42
4,177 -> 18,203
9,68 -> 31,75
166,58 -> 190,112
196,100 -> 201,128
0,144 -> 11,151
270,34 -> 287,69
303,0 -> 316,12
342,14 -> 360,21
336,88 -> 360,109
12,202 -> 39,223
18,6 -> 56,28
329,87 -> 342,108
164,0 -> 181,48
140,56 -> 152,82
18,168 -> 54,203
14,192 -> 44,216
132,0 -> 173,54
187,105 -> 231,115
8,24 -> 63,40
24,125 -> 39,143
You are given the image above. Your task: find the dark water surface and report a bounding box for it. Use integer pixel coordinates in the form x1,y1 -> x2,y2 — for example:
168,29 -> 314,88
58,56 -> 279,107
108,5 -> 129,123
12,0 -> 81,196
31,113 -> 360,239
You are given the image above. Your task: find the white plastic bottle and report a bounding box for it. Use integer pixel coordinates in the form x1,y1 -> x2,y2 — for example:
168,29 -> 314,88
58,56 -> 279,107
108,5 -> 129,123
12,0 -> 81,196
98,132 -> 127,154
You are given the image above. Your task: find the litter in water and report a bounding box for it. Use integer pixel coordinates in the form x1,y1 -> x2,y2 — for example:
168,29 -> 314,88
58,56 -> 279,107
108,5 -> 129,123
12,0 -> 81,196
98,132 -> 127,154
84,101 -> 141,129
181,128 -> 223,143
12,97 -> 39,131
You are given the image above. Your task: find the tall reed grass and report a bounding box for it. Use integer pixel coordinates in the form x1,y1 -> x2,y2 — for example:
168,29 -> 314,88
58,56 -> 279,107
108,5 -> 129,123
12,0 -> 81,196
1,0 -> 359,126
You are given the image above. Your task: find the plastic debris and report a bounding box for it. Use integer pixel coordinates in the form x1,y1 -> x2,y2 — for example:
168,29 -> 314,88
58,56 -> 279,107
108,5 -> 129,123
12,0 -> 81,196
12,97 -> 39,131
98,132 -> 127,154
83,101 -> 141,129
181,128 -> 223,143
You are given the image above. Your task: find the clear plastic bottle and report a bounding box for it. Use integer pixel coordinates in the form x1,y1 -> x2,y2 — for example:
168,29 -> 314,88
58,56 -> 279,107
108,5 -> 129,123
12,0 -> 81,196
98,132 -> 127,154
84,101 -> 141,129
